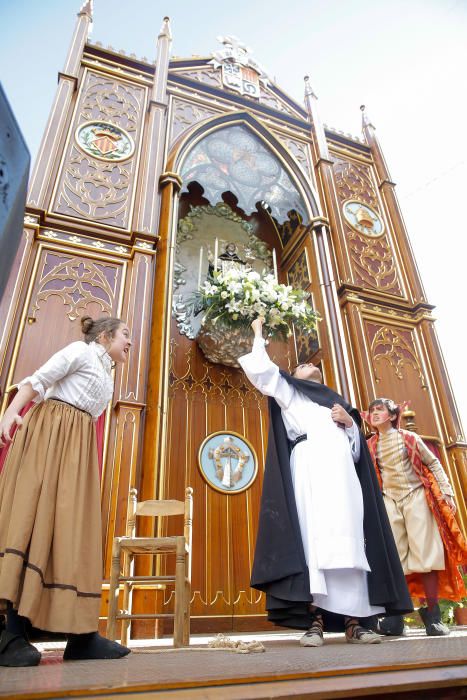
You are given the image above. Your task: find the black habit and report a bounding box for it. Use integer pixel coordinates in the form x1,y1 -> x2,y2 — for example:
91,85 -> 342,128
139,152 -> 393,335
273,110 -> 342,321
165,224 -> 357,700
250,371 -> 413,631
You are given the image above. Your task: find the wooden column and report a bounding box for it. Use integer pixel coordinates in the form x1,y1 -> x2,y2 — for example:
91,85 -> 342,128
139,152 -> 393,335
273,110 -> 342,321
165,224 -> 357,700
304,77 -> 354,289
360,106 -> 426,305
140,172 -> 182,504
311,220 -> 353,400
134,17 -> 172,236
28,1 -> 93,211
102,243 -> 156,573
127,172 -> 181,637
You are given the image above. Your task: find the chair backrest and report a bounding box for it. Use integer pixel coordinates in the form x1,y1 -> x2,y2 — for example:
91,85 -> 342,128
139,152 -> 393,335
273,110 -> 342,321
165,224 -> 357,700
126,488 -> 193,552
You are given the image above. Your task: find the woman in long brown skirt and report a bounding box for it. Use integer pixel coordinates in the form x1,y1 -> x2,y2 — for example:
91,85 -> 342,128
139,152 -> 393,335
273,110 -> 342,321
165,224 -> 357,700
0,316 -> 132,666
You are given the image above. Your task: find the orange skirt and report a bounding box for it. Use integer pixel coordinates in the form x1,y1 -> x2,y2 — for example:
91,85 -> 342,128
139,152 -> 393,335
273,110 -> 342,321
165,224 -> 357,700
0,399 -> 102,633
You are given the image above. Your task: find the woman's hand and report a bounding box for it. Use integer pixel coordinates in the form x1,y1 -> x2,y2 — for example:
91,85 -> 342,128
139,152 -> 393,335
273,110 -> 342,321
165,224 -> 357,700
251,317 -> 264,338
0,412 -> 23,448
331,403 -> 353,429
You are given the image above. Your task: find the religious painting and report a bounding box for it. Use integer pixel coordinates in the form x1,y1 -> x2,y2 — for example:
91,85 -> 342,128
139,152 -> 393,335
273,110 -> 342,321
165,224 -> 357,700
198,431 -> 258,494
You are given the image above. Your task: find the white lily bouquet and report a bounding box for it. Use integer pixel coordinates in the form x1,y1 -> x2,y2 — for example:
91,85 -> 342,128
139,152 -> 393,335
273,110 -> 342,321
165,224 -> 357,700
197,267 -> 319,342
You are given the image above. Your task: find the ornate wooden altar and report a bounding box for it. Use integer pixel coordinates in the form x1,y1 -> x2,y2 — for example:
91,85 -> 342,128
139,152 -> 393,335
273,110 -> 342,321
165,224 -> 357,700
0,4 -> 465,638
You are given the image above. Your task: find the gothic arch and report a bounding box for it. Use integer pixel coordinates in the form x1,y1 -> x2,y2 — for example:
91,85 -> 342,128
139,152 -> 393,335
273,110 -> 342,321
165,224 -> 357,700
166,111 -> 322,223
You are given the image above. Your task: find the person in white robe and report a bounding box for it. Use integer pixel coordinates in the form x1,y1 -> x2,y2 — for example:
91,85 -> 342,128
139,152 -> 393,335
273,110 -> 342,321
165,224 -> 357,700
239,318 -> 383,645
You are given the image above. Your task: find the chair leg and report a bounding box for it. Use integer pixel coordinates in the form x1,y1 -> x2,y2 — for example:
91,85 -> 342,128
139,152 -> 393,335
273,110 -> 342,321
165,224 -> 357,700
107,538 -> 122,641
174,541 -> 185,648
120,550 -> 133,646
183,576 -> 191,646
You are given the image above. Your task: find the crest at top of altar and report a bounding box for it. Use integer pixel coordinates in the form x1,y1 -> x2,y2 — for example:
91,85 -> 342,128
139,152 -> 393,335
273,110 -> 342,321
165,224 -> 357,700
209,36 -> 269,99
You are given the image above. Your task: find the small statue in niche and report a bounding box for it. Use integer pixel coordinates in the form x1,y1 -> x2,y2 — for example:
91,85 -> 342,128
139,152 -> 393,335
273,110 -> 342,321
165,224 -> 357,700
279,209 -> 304,246
208,241 -> 247,277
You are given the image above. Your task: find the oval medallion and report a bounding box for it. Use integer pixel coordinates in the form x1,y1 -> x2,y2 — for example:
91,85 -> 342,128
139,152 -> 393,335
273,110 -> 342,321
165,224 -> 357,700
343,199 -> 384,237
198,431 -> 258,494
75,121 -> 135,162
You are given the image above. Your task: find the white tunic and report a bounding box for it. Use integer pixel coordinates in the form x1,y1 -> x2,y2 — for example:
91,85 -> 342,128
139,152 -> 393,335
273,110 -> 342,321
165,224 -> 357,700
239,338 -> 384,617
18,341 -> 114,420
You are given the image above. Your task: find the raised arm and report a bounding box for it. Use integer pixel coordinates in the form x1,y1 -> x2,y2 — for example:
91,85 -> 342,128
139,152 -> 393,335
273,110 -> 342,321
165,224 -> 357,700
237,318 -> 294,410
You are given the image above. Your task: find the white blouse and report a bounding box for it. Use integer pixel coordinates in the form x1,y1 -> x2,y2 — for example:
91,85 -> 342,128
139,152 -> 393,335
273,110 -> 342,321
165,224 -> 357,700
18,341 -> 114,420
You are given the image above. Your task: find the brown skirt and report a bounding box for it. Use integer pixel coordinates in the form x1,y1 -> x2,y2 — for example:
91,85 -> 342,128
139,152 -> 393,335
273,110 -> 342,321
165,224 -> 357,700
0,399 -> 102,633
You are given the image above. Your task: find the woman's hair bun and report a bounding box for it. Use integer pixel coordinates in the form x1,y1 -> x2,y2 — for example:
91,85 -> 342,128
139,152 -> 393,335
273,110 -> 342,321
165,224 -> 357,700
81,316 -> 94,334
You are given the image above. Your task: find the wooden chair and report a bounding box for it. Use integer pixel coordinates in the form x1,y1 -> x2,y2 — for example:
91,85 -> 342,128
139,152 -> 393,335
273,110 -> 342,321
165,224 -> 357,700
106,487 -> 193,647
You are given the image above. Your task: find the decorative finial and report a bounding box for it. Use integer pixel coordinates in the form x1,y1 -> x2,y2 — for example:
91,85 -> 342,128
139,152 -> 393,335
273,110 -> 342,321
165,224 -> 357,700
159,16 -> 172,40
304,75 -> 317,99
78,0 -> 93,20
360,104 -> 374,129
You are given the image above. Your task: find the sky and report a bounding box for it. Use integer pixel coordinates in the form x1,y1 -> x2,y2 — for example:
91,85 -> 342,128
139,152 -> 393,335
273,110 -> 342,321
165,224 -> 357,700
1,0 -> 466,429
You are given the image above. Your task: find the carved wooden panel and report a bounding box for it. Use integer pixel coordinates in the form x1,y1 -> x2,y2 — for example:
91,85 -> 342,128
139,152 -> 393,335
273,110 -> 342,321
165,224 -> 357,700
11,247 -> 123,385
287,249 -> 319,363
169,98 -> 222,147
273,132 -> 313,182
171,67 -> 303,120
287,250 -> 310,291
333,157 -> 403,296
51,70 -> 147,229
160,329 -> 293,626
364,319 -> 438,436
258,87 -> 303,119
172,67 -> 223,88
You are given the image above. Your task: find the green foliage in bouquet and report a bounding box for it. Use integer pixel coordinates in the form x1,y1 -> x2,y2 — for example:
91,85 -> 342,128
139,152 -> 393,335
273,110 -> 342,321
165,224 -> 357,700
197,267 -> 319,341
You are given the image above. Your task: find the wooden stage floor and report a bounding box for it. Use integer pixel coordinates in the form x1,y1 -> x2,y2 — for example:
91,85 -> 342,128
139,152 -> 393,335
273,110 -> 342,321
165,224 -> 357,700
1,627 -> 466,699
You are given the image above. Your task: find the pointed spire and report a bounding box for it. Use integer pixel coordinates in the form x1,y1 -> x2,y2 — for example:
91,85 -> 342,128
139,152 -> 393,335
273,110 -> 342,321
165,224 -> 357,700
62,0 -> 93,76
304,75 -> 317,100
152,16 -> 172,103
159,16 -> 172,40
78,0 -> 93,21
303,75 -> 329,160
360,104 -> 374,130
360,104 -> 394,184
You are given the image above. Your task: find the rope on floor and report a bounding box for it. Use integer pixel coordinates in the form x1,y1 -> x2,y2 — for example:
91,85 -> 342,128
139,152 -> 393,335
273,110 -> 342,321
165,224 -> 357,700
133,633 -> 266,654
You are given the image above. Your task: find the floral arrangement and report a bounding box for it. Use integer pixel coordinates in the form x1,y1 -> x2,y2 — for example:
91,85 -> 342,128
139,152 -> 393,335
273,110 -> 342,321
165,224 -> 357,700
197,267 -> 319,341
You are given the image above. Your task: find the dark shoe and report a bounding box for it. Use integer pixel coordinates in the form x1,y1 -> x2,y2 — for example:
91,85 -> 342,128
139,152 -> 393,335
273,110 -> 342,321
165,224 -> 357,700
63,632 -> 131,661
378,614 -> 406,636
419,605 -> 450,636
0,631 -> 41,667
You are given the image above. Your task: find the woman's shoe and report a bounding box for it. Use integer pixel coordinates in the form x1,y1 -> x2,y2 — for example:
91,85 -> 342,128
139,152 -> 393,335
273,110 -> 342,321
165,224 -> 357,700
0,631 -> 41,666
63,632 -> 131,660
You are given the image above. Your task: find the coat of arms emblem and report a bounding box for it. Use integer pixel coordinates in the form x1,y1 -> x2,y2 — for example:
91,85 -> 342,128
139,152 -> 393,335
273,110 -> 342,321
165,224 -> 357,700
210,36 -> 268,100
75,121 -> 135,162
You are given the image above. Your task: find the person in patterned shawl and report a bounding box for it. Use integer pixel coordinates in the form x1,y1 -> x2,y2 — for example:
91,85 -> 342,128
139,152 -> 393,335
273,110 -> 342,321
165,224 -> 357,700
366,398 -> 467,636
